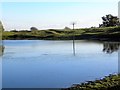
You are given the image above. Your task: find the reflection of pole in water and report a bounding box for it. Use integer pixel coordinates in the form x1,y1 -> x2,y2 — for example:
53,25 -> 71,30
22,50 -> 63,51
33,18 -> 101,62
118,48 -> 120,74
72,22 -> 76,56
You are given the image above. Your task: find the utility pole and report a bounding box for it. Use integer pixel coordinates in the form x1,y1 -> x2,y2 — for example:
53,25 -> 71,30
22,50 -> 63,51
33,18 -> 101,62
72,22 -> 76,56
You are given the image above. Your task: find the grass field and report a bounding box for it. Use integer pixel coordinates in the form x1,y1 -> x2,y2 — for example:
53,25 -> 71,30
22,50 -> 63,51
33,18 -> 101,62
2,26 -> 120,41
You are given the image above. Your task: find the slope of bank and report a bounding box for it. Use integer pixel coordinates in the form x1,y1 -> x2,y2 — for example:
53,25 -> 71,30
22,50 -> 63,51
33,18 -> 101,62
64,74 -> 120,90
2,26 -> 120,41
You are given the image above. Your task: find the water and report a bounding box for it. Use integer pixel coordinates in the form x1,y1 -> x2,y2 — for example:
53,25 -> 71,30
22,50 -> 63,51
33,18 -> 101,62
1,40 -> 119,88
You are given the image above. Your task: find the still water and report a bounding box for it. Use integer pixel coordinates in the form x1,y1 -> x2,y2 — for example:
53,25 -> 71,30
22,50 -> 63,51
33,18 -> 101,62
2,40 -> 119,88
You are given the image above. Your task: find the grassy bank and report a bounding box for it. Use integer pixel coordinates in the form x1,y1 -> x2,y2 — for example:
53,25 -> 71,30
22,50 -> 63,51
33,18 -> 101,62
2,26 -> 120,41
63,74 -> 120,90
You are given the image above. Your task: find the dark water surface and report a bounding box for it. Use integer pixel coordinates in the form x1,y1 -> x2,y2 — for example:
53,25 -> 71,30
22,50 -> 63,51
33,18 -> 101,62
2,40 -> 119,88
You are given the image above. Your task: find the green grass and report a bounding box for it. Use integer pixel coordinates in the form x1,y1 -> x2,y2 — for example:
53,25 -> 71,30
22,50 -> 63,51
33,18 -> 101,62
63,74 -> 120,90
2,26 -> 120,41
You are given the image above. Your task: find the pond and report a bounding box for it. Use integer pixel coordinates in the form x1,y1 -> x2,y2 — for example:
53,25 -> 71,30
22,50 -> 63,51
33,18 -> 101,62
1,40 -> 119,88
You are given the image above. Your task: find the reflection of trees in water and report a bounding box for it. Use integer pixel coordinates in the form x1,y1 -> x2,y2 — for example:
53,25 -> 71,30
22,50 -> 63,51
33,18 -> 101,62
103,42 -> 120,54
0,45 -> 4,56
0,40 -> 4,56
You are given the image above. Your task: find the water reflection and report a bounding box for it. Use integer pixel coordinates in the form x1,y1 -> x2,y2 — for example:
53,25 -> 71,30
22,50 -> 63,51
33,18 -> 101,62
0,45 -> 4,56
103,42 -> 120,54
118,49 -> 120,74
2,40 -> 118,88
0,40 -> 4,56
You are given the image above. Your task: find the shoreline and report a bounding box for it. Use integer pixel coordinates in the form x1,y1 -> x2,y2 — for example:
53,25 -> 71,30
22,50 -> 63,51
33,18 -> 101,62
2,26 -> 120,42
63,74 -> 120,90
2,37 -> 120,42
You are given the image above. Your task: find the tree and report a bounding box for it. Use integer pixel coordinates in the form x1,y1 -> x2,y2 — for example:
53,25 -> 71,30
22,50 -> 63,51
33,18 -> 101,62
99,14 -> 120,27
0,21 -> 4,40
0,21 -> 4,32
30,27 -> 38,31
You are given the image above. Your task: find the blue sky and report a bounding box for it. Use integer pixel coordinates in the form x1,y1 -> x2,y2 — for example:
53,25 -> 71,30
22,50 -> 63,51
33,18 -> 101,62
1,1 -> 119,30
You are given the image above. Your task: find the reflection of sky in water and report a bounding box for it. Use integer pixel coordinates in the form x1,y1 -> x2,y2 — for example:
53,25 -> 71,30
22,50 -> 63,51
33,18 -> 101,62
2,40 -> 118,88
0,41 -> 2,45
